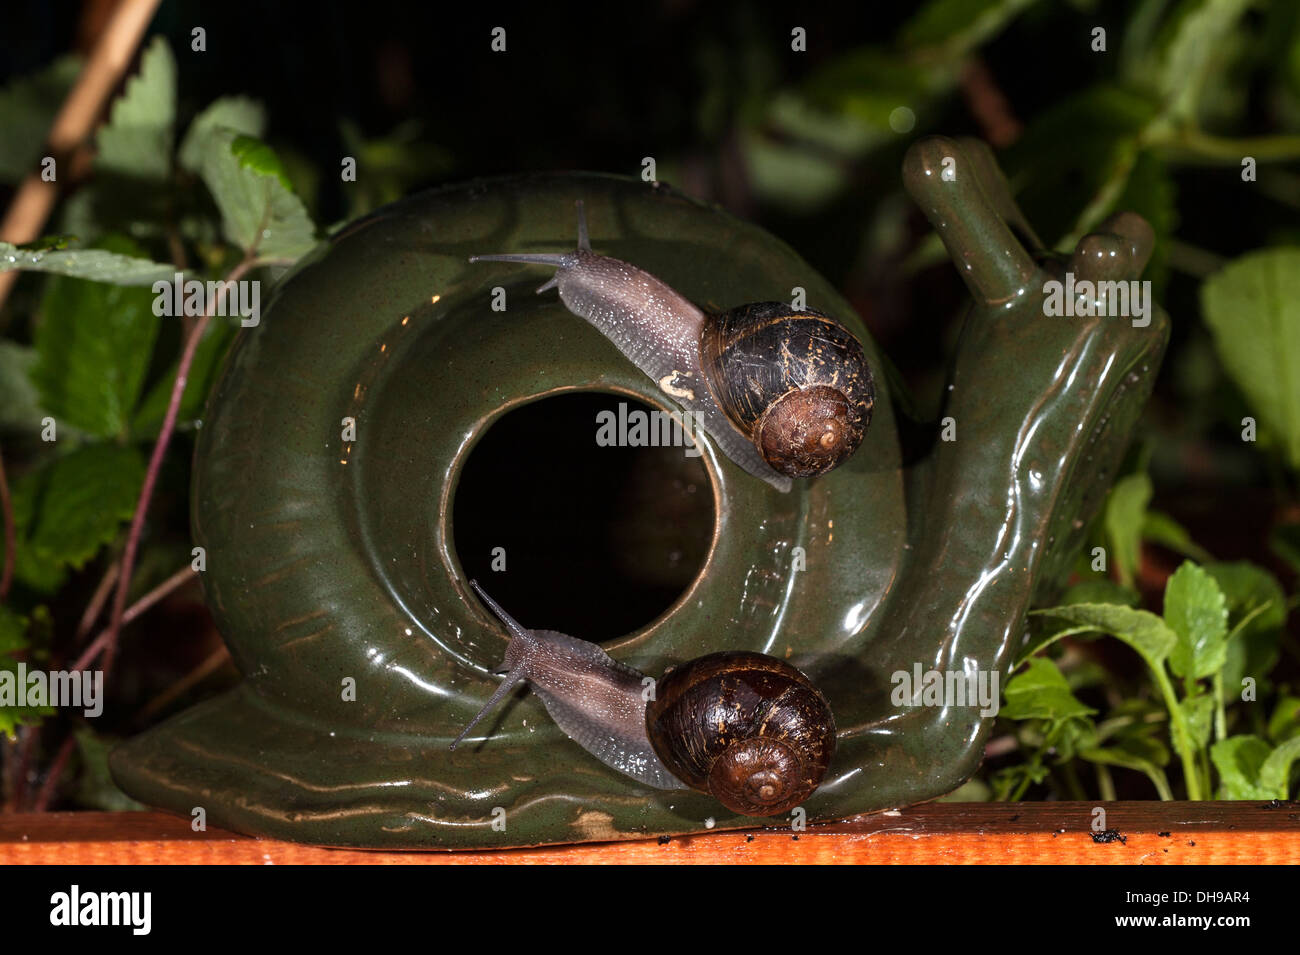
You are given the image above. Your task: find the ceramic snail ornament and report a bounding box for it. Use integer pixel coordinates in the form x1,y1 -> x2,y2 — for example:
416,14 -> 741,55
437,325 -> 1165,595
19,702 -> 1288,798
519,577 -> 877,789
469,202 -> 874,489
455,581 -> 835,816
111,137 -> 1170,849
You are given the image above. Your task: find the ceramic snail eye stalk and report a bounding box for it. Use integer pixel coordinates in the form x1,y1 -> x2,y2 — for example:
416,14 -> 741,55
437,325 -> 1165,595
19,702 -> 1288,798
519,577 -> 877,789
470,201 -> 874,490
457,581 -> 836,817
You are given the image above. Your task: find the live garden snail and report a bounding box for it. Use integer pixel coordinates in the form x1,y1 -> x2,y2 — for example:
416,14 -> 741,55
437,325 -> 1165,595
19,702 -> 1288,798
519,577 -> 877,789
451,581 -> 836,817
470,202 -> 875,492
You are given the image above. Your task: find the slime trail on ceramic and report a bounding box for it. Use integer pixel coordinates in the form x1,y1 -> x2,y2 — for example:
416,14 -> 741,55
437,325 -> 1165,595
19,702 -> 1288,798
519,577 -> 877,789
471,201 -> 875,490
109,139 -> 1168,849
459,580 -> 836,817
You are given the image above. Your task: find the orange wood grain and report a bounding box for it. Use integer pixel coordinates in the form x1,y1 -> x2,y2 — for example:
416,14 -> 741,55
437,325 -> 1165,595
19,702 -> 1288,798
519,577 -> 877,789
2,802 -> 1297,864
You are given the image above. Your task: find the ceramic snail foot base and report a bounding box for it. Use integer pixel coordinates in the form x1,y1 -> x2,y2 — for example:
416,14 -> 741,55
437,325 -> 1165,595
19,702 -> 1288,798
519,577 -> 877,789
109,147 -> 1169,849
109,683 -> 871,848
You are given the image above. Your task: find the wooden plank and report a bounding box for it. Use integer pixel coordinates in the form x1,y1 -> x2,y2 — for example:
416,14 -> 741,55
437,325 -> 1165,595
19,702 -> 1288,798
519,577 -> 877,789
1,802 -> 1296,864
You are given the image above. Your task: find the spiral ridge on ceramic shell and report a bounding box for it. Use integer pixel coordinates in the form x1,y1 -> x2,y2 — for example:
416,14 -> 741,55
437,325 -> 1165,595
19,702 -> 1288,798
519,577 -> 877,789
645,651 -> 836,816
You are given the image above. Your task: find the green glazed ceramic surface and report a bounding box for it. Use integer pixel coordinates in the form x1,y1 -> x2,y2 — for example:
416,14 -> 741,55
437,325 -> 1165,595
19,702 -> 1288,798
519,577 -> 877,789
110,136 -> 1168,848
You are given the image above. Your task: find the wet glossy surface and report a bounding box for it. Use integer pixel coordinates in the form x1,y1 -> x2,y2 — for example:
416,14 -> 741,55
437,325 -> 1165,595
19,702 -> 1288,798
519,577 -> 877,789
111,140 -> 1168,848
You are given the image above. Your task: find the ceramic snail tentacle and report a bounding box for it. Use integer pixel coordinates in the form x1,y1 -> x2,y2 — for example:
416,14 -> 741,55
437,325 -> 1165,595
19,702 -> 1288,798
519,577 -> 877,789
456,581 -> 836,817
470,202 -> 875,491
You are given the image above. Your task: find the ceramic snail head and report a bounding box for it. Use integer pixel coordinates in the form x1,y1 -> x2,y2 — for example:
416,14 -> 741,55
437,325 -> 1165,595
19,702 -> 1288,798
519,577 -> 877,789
111,137 -> 1169,849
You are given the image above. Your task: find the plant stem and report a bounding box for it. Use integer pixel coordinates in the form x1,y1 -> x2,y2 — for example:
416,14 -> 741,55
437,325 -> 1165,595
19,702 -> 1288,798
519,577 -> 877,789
72,566 -> 198,672
31,733 -> 77,813
96,255 -> 256,680
1150,664 -> 1204,799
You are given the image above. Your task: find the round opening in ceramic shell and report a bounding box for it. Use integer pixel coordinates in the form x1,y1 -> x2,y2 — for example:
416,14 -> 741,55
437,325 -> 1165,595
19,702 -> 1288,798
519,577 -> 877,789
453,392 -> 715,643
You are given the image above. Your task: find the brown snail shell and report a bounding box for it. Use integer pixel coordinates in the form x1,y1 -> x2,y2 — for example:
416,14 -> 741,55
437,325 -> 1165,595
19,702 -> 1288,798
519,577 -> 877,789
699,302 -> 874,477
645,650 -> 836,816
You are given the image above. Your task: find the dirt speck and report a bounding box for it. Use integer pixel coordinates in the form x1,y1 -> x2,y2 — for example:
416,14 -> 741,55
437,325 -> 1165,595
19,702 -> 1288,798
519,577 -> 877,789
1091,829 -> 1127,845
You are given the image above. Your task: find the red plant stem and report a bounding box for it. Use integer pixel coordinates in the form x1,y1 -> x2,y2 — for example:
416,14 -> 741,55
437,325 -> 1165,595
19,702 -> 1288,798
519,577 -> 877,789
0,446 -> 15,601
30,733 -> 77,813
97,257 -> 255,680
72,565 -> 198,673
75,560 -> 120,644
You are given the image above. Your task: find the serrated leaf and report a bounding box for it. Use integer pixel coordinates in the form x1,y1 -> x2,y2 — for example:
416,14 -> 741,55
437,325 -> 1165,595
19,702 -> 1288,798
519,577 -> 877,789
0,660 -> 54,738
1001,657 -> 1097,722
131,316 -> 238,436
1164,561 -> 1229,681
30,236 -> 162,437
1034,603 -> 1178,669
198,129 -> 316,261
1104,472 -> 1151,588
1210,735 -> 1272,799
95,36 -> 175,180
0,55 -> 81,183
178,96 -> 266,173
1202,248 -> 1300,470
0,240 -> 174,284
12,445 -> 145,583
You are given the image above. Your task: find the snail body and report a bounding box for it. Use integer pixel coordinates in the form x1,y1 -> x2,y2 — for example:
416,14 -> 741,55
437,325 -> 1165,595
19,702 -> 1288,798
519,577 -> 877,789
470,203 -> 874,491
453,581 -> 836,816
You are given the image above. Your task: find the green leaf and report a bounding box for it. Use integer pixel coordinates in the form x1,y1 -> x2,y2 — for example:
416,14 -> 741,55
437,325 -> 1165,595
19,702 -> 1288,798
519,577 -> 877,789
131,317 -> 239,436
802,48 -> 946,130
1142,510 -> 1212,562
0,55 -> 81,183
1148,0 -> 1254,124
0,605 -> 27,659
0,240 -> 175,285
178,96 -> 266,174
29,236 -> 162,438
1001,657 -> 1097,722
95,36 -> 176,180
1202,248 -> 1300,470
1081,745 -> 1174,800
1061,578 -> 1140,608
197,129 -> 316,260
1179,692 -> 1215,750
1267,696 -> 1300,743
12,445 -> 145,583
1033,603 -> 1178,669
0,342 -> 46,433
1207,561 -> 1286,692
1163,561 -> 1229,681
1259,737 -> 1300,798
0,661 -> 54,738
898,0 -> 1038,53
1104,472 -> 1151,588
1211,735 -> 1273,799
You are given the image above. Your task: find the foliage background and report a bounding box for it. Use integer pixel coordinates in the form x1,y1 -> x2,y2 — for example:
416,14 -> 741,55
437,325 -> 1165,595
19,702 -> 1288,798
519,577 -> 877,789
1,0 -> 1299,810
